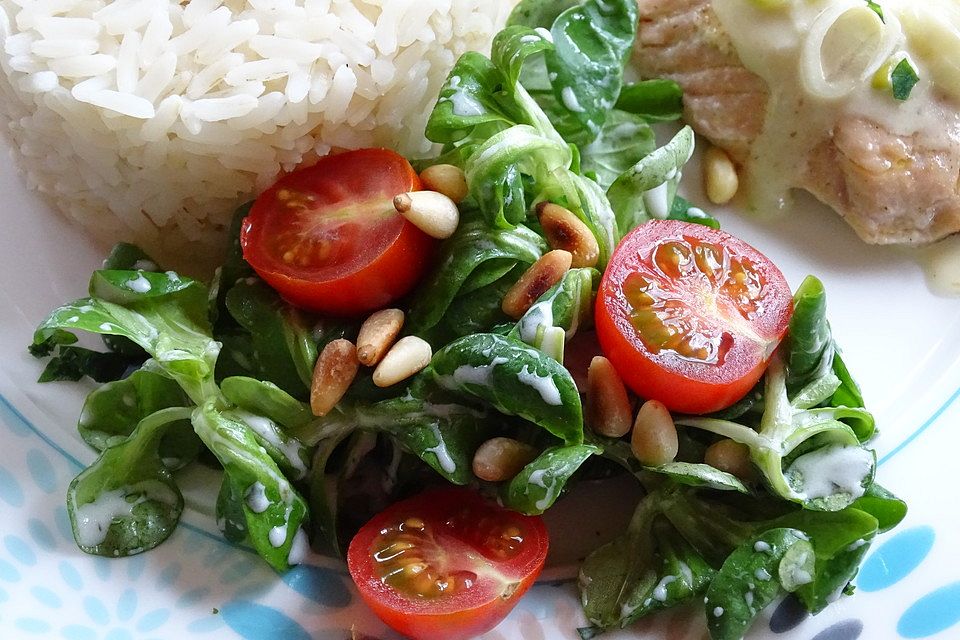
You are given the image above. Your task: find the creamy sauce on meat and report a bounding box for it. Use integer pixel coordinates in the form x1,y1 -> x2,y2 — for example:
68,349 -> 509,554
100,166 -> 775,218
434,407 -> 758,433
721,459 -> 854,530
920,236 -> 960,295
711,0 -> 960,212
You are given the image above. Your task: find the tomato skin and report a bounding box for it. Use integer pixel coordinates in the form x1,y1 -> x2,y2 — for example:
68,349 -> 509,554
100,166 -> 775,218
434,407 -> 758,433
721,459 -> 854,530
347,488 -> 548,640
240,148 -> 436,317
595,220 -> 793,414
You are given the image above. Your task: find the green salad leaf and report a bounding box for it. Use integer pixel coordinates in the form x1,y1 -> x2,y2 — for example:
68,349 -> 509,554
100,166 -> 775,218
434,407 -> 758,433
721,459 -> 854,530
77,366 -> 199,470
67,406 -> 190,558
503,443 -> 600,514
220,280 -> 316,399
705,528 -> 814,640
607,125 -> 695,232
431,333 -> 584,444
536,0 -> 638,145
580,110 -> 656,190
615,79 -> 685,122
408,219 -> 547,336
192,401 -> 309,572
508,267 -> 595,360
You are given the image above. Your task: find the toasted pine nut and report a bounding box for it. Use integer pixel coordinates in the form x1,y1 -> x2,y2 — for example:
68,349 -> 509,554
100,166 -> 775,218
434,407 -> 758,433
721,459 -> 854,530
472,437 -> 538,482
704,439 -> 755,481
536,202 -> 600,268
631,399 -> 678,466
419,164 -> 469,203
310,339 -> 360,417
393,191 -> 459,239
372,336 -> 432,387
356,308 -> 405,367
585,356 -> 632,438
501,249 -> 573,319
703,146 -> 739,205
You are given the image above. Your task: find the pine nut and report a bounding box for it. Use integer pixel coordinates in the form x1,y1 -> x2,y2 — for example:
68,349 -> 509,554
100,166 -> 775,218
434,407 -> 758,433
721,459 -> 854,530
356,308 -> 405,367
585,356 -> 632,438
703,145 -> 739,205
472,437 -> 538,482
372,336 -> 432,387
631,399 -> 678,466
536,202 -> 600,268
501,249 -> 573,319
419,164 -> 468,203
704,439 -> 755,481
393,191 -> 459,239
310,339 -> 359,417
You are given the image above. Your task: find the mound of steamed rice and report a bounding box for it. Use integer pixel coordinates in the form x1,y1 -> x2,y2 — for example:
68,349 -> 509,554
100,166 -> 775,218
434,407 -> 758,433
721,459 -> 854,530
0,0 -> 514,271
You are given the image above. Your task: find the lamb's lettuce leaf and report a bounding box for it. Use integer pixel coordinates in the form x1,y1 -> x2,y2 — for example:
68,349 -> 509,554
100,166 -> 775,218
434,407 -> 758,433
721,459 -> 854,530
430,333 -> 583,444
615,79 -> 685,122
408,219 -> 547,336
607,125 -> 695,234
67,406 -> 191,558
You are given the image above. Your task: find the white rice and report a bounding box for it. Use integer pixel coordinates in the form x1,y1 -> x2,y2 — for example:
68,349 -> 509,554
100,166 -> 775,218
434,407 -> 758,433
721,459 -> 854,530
0,0 -> 515,272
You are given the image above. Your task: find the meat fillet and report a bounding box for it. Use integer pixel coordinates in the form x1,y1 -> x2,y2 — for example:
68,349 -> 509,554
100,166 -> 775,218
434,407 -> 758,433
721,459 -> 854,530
633,0 -> 960,244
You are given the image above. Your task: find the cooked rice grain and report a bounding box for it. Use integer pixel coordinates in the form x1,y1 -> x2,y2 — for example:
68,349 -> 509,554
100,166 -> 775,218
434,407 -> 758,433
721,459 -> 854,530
0,0 -> 515,272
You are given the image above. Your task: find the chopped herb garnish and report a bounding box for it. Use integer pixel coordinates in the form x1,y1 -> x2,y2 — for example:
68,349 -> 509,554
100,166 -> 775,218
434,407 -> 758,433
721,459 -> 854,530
865,0 -> 884,22
891,57 -> 920,101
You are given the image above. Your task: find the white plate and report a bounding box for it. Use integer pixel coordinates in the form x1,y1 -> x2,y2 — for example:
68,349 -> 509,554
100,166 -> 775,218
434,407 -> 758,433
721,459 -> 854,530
1,132 -> 959,640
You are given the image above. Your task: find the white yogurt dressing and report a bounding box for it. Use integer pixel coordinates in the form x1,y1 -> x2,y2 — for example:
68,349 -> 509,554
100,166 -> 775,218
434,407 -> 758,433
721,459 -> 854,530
74,489 -> 144,547
642,182 -> 671,219
534,27 -> 553,43
785,563 -> 813,588
287,528 -> 310,566
561,86 -> 585,113
447,356 -> 509,388
678,560 -> 694,587
517,364 -> 563,405
231,410 -> 307,478
424,421 -> 457,475
652,575 -> 677,602
245,481 -> 271,514
847,538 -> 868,551
527,468 -> 559,512
126,272 -> 152,293
788,443 -> 874,501
920,234 -> 960,295
73,483 -> 178,548
268,524 -> 287,548
517,299 -> 555,344
446,75 -> 485,117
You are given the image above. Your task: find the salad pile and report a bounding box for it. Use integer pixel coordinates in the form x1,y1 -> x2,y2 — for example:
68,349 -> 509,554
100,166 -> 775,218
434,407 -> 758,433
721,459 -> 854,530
29,1 -> 906,639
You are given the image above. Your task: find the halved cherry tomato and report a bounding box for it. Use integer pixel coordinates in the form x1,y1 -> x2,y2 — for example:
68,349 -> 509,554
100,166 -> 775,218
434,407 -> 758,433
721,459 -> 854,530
241,148 -> 436,317
595,220 -> 793,414
347,488 -> 548,640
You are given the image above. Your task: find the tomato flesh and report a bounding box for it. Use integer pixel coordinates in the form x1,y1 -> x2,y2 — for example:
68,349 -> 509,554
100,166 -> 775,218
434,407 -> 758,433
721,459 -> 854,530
348,488 -> 548,640
241,148 -> 435,317
595,220 -> 792,413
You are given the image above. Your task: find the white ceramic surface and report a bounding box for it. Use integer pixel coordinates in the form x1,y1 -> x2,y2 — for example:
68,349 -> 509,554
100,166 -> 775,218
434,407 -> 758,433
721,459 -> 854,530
1,131 -> 959,640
